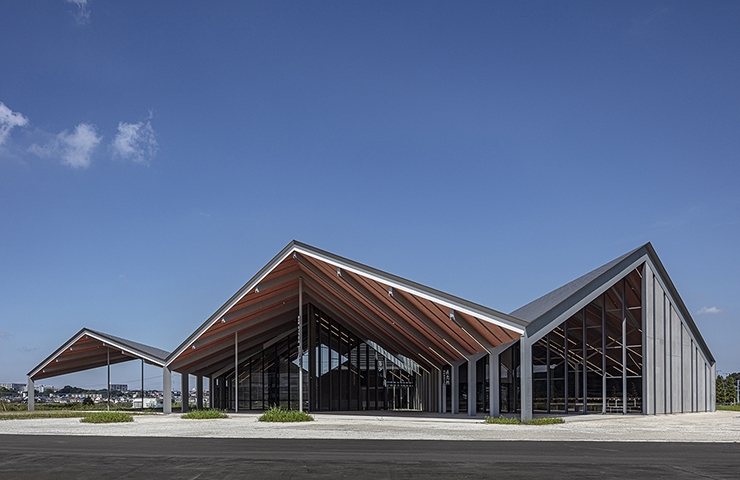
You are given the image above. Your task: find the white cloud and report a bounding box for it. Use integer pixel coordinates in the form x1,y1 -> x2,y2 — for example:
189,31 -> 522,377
0,102 -> 29,146
111,120 -> 158,165
66,0 -> 91,25
696,306 -> 723,315
29,123 -> 102,169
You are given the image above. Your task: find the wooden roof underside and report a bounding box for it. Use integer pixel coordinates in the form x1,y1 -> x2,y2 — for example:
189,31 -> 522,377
169,252 -> 520,377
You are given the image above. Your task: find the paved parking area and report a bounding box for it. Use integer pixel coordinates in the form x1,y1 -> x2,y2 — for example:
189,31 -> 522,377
1,435 -> 739,479
1,410 -> 738,442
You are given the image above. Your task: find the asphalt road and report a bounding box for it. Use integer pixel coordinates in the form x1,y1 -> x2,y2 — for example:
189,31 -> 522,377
1,435 -> 738,479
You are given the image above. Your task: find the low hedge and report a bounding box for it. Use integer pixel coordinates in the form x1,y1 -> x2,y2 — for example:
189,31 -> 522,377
258,406 -> 314,422
181,409 -> 228,419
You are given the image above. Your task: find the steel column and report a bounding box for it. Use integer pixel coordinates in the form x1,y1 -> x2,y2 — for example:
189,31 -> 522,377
163,367 -> 171,414
141,359 -> 145,410
451,362 -> 459,414
196,375 -> 203,410
27,377 -> 34,411
298,276 -> 304,412
520,336 -> 533,422
602,293 -> 607,414
209,376 -> 214,409
107,347 -> 111,411
181,373 -> 189,413
490,351 -> 500,417
622,278 -> 627,414
583,308 -> 588,414
234,331 -> 239,413
438,368 -> 444,413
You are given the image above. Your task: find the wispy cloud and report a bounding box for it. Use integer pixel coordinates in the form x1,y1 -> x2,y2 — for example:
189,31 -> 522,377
66,0 -> 91,25
696,306 -> 723,315
110,119 -> 158,165
18,346 -> 39,353
29,123 -> 102,169
0,331 -> 11,340
0,102 -> 29,146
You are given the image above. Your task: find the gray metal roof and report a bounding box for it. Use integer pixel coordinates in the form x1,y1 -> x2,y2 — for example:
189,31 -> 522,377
28,328 -> 170,379
509,243 -> 714,365
86,329 -> 170,363
509,245 -> 641,323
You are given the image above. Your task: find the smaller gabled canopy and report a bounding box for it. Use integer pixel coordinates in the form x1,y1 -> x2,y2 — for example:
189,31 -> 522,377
28,328 -> 170,381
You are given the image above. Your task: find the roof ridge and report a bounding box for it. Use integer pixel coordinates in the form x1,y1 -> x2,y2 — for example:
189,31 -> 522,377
509,244 -> 647,323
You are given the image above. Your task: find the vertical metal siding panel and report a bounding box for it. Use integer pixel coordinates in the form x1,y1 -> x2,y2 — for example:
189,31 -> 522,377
643,264 -> 654,414
671,306 -> 682,413
696,355 -> 707,412
682,326 -> 691,413
653,281 -> 666,414
693,344 -> 699,412
710,363 -> 716,411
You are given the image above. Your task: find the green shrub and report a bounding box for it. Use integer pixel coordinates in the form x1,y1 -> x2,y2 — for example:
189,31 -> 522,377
258,406 -> 314,422
79,411 -> 133,423
525,417 -> 565,425
484,415 -> 521,424
181,409 -> 228,419
717,404 -> 740,411
484,415 -> 564,425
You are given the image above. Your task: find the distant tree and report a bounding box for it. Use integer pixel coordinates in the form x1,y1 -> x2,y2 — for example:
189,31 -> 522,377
716,375 -> 738,404
82,397 -> 94,407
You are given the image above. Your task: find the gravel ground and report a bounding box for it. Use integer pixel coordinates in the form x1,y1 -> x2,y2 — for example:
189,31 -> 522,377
1,410 -> 738,442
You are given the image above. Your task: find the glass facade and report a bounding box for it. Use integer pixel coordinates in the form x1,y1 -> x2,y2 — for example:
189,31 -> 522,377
212,268 -> 644,415
530,267 -> 643,414
213,303 -> 423,411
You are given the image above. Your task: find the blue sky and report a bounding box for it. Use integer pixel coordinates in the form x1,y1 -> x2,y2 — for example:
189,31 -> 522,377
1,1 -> 738,390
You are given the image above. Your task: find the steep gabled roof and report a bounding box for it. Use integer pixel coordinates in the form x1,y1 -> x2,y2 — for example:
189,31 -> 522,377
166,240 -> 527,374
511,243 -> 714,364
510,245 -> 641,323
28,328 -> 169,380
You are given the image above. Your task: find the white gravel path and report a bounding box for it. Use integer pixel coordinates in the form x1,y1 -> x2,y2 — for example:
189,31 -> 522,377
1,410 -> 738,442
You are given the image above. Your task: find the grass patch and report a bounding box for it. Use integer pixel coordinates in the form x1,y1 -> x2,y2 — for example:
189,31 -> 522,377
484,415 -> 521,425
79,412 -> 134,423
484,415 -> 564,425
181,409 -> 228,419
0,411 -> 89,420
717,405 -> 740,411
258,406 -> 314,423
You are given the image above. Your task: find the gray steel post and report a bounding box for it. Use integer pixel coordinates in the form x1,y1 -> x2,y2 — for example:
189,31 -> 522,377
583,308 -> 587,414
490,351 -> 500,417
234,331 -> 239,413
163,367 -> 171,414
141,359 -> 145,410
299,276 -> 303,412
107,347 -> 110,411
622,278 -> 627,414
520,337 -> 533,422
209,376 -> 214,409
468,356 -> 476,416
27,377 -> 34,411
602,293 -> 607,414
196,375 -> 203,410
451,362 -> 459,414
438,368 -> 444,413
181,373 -> 189,413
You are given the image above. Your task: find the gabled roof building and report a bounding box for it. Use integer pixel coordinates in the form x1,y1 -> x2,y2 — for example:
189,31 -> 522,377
27,241 -> 715,419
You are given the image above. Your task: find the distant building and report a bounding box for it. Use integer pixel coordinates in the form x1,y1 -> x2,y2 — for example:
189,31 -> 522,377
132,398 -> 161,409
110,384 -> 128,392
0,383 -> 26,392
